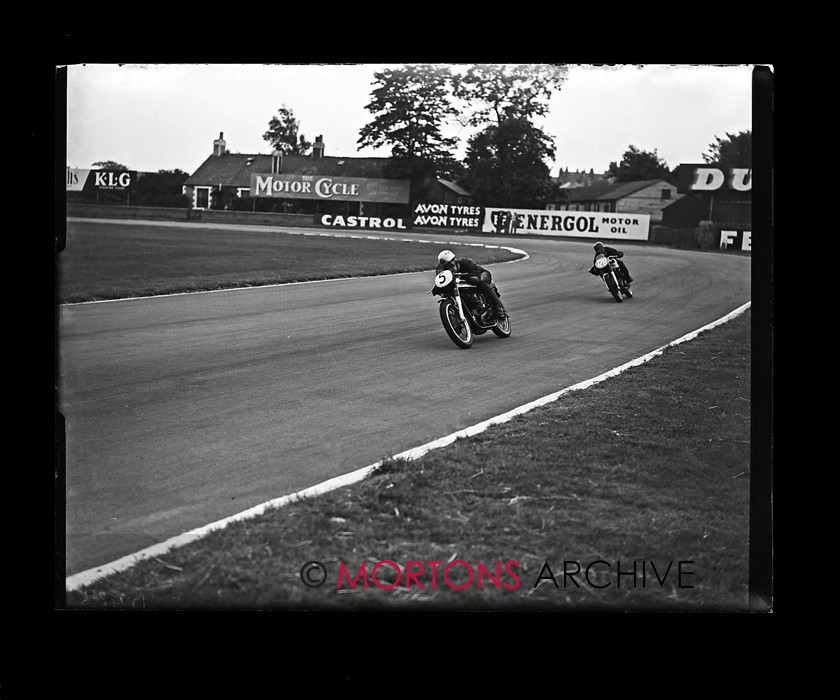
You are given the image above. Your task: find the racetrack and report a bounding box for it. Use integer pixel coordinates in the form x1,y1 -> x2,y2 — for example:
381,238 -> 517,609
58,227 -> 751,577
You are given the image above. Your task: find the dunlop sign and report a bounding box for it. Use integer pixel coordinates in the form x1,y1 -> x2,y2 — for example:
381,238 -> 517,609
676,164 -> 751,194
250,173 -> 410,203
482,207 -> 650,241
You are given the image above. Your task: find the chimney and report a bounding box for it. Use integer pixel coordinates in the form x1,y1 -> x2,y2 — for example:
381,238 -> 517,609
312,135 -> 325,159
272,150 -> 283,174
213,132 -> 227,157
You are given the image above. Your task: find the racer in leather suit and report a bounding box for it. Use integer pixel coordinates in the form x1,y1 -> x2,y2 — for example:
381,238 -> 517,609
588,241 -> 634,284
436,250 -> 507,320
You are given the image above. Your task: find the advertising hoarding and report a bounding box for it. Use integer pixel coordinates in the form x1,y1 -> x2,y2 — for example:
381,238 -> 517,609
482,207 -> 650,241
251,173 -> 410,203
413,203 -> 483,229
676,164 -> 752,194
66,168 -> 137,191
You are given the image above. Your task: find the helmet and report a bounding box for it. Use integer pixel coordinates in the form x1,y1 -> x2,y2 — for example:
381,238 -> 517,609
438,250 -> 456,264
594,241 -> 604,251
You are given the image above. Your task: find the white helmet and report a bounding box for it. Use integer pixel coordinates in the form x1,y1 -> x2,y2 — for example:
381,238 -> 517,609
438,250 -> 455,264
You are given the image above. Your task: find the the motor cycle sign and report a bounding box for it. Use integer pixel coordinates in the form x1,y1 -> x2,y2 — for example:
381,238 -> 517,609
483,207 -> 650,241
250,173 -> 410,203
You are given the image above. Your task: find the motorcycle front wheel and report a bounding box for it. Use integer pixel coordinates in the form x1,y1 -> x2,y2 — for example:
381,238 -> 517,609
492,314 -> 512,338
607,275 -> 623,302
440,298 -> 473,348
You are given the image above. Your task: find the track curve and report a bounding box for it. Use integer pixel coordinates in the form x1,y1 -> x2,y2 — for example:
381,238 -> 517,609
59,228 -> 751,576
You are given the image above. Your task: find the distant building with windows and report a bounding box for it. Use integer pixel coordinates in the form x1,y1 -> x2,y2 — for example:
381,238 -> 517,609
547,178 -> 679,225
182,132 -> 473,220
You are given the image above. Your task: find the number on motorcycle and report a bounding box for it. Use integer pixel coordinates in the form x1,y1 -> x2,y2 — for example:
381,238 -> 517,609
435,270 -> 454,287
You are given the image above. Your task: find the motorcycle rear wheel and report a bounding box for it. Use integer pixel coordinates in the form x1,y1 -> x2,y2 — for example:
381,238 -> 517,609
440,299 -> 473,348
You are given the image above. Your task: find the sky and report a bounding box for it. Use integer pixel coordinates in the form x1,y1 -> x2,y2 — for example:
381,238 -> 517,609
63,63 -> 761,177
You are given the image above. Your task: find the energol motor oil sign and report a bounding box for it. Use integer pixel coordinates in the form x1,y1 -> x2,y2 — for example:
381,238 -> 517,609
482,207 -> 650,240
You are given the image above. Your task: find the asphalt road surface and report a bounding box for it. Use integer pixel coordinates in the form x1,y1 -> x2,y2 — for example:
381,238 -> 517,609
58,227 -> 752,577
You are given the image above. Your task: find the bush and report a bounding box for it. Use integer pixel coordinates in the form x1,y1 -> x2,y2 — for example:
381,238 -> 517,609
229,196 -> 254,212
652,226 -> 711,250
696,220 -> 716,250
153,194 -> 190,209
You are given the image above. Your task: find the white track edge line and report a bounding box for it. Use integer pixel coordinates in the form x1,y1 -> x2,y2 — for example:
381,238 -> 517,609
65,301 -> 751,591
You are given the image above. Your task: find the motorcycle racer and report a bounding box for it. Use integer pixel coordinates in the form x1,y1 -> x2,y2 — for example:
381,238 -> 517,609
436,250 -> 507,321
588,241 -> 634,285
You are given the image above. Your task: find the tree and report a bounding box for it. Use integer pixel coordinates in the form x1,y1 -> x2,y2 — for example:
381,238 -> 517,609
703,130 -> 751,167
263,106 -> 312,155
91,160 -> 129,170
451,64 -> 568,126
135,169 -> 190,207
451,64 -> 567,208
606,146 -> 672,183
461,117 -> 557,208
359,64 -> 459,166
358,64 -> 461,203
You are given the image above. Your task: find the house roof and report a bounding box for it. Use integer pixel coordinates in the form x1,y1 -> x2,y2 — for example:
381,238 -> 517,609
561,179 -> 671,202
437,178 -> 471,197
184,152 -> 397,187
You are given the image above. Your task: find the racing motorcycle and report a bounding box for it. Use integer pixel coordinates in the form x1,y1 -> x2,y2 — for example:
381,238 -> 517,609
593,254 -> 634,303
429,269 -> 511,349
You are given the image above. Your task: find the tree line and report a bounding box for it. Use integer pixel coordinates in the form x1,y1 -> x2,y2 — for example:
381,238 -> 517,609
91,64 -> 752,210
264,64 -> 751,208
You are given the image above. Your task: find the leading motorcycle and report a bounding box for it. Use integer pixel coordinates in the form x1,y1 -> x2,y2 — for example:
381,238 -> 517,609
429,269 -> 511,349
593,254 -> 634,302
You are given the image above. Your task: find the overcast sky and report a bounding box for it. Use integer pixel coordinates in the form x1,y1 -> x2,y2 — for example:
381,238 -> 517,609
63,63 -> 762,177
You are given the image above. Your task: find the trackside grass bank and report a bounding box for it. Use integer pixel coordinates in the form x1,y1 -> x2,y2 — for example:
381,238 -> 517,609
63,308 -> 754,610
57,220 -> 522,304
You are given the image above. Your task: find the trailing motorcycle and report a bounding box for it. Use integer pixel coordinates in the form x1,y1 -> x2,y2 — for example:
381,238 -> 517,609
593,253 -> 634,302
429,269 -> 511,349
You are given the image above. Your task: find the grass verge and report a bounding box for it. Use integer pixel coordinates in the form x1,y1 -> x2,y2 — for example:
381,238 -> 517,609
57,220 -> 521,303
64,307 -> 753,611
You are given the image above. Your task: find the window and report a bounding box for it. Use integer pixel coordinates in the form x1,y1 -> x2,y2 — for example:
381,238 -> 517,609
196,187 -> 209,209
661,188 -> 672,200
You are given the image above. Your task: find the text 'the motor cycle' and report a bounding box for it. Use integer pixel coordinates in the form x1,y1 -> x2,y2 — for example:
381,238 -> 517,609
593,254 -> 634,302
429,269 -> 511,349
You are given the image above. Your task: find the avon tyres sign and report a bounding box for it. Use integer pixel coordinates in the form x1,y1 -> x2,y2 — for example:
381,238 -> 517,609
482,207 -> 650,241
250,173 -> 410,203
413,203 -> 483,229
676,164 -> 752,194
66,168 -> 137,192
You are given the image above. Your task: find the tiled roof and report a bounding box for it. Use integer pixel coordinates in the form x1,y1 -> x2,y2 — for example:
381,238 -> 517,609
184,153 -> 396,186
562,179 -> 669,202
559,181 -> 616,201
437,178 -> 471,196
602,179 -> 668,199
